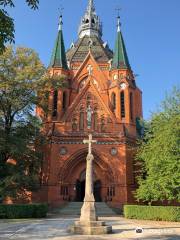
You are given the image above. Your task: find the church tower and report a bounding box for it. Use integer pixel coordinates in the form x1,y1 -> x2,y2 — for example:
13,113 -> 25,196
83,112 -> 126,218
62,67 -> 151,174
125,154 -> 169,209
36,0 -> 143,208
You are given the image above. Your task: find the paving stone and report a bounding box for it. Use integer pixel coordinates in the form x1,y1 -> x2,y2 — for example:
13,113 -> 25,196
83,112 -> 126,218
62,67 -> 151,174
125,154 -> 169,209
0,217 -> 179,240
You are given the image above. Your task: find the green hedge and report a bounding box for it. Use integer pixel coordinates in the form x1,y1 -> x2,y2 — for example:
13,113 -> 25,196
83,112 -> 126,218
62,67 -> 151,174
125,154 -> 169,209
0,203 -> 48,219
124,205 -> 180,222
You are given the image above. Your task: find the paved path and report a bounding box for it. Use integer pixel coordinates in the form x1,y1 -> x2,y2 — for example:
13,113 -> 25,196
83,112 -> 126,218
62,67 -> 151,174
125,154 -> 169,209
0,216 -> 179,240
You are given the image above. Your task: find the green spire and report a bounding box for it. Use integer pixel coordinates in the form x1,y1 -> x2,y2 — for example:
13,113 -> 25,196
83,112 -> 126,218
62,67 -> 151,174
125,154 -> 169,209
112,16 -> 131,70
49,15 -> 68,69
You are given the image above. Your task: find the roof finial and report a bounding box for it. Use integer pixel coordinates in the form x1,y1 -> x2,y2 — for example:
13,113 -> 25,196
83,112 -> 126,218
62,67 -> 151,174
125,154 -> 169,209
117,16 -> 121,32
87,0 -> 95,13
58,6 -> 64,31
115,7 -> 121,32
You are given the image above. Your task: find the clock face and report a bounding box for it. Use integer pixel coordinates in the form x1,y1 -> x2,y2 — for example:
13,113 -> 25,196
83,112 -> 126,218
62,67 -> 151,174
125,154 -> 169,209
120,82 -> 127,90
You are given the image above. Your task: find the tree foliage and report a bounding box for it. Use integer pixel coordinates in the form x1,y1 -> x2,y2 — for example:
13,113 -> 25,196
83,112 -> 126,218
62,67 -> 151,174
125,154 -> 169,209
0,46 -> 65,200
0,0 -> 39,53
135,87 -> 180,204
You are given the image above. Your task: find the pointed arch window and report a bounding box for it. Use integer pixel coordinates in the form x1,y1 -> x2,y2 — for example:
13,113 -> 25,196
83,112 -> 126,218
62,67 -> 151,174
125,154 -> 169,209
52,90 -> 58,117
79,107 -> 84,131
92,18 -> 95,24
94,107 -> 98,131
130,92 -> 133,121
111,92 -> 116,111
120,91 -> 125,118
72,118 -> 77,131
62,92 -> 67,110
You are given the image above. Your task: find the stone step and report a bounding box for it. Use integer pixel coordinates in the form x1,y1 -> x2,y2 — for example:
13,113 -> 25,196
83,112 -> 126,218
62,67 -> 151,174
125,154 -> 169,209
54,202 -> 117,216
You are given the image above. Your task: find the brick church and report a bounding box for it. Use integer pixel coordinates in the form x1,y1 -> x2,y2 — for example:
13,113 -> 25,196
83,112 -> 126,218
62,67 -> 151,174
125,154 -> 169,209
36,0 -> 142,208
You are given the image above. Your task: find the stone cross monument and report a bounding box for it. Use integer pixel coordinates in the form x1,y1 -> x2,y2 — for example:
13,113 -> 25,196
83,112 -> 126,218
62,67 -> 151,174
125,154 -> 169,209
69,134 -> 112,235
80,134 -> 97,221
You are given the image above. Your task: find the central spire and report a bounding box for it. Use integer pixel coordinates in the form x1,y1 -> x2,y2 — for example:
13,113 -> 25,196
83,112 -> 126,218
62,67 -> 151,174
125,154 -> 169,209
78,0 -> 102,38
87,0 -> 95,13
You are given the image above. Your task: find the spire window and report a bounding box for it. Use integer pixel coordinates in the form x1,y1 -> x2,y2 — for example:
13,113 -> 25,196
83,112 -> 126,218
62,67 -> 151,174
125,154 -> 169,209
80,107 -> 84,131
52,90 -> 58,117
130,92 -> 133,121
62,92 -> 67,110
111,92 -> 116,111
120,91 -> 125,118
94,107 -> 98,131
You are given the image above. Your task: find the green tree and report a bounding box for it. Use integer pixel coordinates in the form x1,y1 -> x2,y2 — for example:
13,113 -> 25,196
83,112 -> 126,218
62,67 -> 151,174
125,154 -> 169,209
0,46 -> 64,200
0,0 -> 39,53
135,87 -> 180,204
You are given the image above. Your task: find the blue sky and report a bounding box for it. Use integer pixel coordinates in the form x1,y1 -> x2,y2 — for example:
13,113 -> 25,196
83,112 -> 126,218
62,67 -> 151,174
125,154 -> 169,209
5,0 -> 180,119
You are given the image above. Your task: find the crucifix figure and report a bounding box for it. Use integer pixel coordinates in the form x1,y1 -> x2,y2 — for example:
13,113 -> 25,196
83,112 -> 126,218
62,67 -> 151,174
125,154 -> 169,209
87,64 -> 93,76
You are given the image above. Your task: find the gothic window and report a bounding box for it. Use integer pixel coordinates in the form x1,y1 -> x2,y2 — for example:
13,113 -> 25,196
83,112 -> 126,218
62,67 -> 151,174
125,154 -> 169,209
87,93 -> 91,101
62,92 -> 67,110
120,91 -> 125,118
130,92 -> 133,121
94,107 -> 98,131
111,92 -> 116,111
108,187 -> 115,197
79,78 -> 88,91
60,186 -> 69,198
87,93 -> 91,108
52,90 -> 58,117
79,108 -> 84,131
101,117 -> 106,132
72,118 -> 77,131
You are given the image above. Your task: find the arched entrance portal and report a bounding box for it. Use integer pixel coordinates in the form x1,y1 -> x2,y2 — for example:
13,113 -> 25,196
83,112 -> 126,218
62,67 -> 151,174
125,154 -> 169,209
59,149 -> 115,203
75,179 -> 102,202
75,169 -> 102,202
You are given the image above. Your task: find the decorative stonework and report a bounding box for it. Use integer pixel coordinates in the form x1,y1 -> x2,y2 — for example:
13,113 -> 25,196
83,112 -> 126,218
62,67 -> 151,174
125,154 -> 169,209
51,140 -> 125,145
60,147 -> 67,155
110,147 -> 117,156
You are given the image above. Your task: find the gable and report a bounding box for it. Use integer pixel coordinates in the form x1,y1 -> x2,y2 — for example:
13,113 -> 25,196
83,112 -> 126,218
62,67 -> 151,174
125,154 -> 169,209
63,78 -> 116,123
71,52 -> 108,91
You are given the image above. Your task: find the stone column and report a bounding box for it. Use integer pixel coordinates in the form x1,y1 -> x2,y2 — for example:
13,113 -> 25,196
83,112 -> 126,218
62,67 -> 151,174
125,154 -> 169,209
80,153 -> 97,222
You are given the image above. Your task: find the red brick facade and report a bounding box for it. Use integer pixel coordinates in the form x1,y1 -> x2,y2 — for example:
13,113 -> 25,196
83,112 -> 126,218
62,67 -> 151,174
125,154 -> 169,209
34,1 -> 142,209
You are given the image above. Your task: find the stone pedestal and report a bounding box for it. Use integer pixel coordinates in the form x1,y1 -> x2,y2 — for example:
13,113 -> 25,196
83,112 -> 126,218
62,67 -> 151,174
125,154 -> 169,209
69,220 -> 112,235
69,148 -> 112,235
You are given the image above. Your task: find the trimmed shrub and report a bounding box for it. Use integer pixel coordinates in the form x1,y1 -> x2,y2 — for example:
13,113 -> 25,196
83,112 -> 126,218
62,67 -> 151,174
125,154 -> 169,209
124,205 -> 180,222
0,203 -> 48,219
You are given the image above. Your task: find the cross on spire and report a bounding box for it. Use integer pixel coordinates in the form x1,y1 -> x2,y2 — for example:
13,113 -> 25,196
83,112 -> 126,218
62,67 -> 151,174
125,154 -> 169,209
58,6 -> 64,31
115,7 -> 121,32
115,7 -> 121,17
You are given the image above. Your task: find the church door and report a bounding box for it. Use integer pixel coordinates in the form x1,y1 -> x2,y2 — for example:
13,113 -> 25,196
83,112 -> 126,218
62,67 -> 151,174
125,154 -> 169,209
75,179 -> 101,202
75,180 -> 85,202
94,180 -> 102,202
